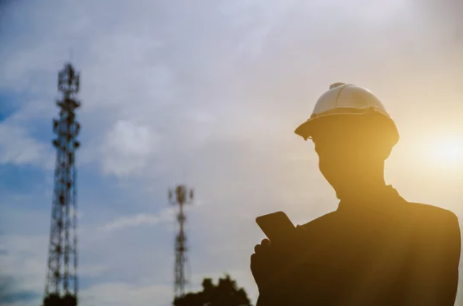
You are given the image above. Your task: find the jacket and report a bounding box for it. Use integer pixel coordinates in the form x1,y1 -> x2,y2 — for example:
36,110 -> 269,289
256,187 -> 461,306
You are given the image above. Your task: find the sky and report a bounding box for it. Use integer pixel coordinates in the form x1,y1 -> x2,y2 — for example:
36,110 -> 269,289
0,0 -> 462,305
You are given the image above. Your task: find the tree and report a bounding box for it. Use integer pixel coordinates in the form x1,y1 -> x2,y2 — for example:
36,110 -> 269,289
173,275 -> 252,306
42,293 -> 77,306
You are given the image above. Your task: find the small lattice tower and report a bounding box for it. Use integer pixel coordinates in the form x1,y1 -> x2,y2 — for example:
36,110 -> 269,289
169,185 -> 194,298
43,63 -> 81,306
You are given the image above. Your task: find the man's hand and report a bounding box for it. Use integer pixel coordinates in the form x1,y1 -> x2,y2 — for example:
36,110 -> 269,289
251,239 -> 275,291
251,229 -> 307,293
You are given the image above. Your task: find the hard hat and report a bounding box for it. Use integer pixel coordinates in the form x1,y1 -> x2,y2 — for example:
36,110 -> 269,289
295,82 -> 399,145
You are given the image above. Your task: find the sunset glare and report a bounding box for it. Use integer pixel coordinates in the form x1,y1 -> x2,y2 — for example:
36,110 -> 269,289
431,138 -> 463,166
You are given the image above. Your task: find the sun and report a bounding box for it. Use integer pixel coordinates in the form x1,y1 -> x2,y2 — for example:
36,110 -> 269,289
431,138 -> 463,165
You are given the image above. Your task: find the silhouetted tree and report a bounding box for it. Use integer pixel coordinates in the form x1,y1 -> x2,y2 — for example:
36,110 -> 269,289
173,274 -> 252,306
42,293 -> 77,306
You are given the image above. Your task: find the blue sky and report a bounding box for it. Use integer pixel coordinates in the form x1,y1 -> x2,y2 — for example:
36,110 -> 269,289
1,0 -> 463,305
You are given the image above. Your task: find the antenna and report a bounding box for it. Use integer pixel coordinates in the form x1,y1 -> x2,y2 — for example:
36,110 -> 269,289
43,62 -> 81,306
168,185 -> 194,299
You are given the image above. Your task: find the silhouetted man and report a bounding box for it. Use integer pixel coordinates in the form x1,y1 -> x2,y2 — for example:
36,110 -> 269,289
251,83 -> 461,306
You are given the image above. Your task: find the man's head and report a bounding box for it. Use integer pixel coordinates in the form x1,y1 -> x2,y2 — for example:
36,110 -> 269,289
310,115 -> 396,199
295,83 -> 399,200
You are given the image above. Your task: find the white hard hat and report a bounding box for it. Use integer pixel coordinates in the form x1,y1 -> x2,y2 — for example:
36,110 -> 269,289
295,83 -> 399,144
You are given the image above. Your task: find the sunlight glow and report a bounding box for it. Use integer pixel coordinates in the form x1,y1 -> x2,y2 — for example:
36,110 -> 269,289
431,138 -> 463,165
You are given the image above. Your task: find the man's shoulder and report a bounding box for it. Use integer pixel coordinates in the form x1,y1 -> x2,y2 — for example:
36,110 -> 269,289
298,202 -> 459,228
405,202 -> 461,257
404,201 -> 459,223
400,202 -> 460,241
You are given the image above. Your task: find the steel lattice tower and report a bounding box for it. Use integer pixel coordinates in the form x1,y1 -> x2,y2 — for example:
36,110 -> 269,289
168,185 -> 194,298
43,63 -> 81,306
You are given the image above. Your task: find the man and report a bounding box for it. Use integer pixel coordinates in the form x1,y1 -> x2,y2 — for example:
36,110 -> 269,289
251,83 -> 461,306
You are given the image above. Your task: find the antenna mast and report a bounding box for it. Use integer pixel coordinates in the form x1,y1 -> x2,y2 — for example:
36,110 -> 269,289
43,62 -> 81,306
168,185 -> 194,299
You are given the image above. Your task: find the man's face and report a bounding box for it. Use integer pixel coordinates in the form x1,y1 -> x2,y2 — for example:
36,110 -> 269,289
311,123 -> 387,198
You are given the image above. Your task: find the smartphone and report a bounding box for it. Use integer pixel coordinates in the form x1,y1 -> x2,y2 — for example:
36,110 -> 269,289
256,211 -> 296,243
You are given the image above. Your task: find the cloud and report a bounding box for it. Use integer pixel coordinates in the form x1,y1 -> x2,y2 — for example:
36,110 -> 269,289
79,282 -> 172,306
78,264 -> 110,278
0,124 -> 53,167
100,120 -> 162,177
0,75 -> 59,170
1,1 -> 462,306
4,0 -> 461,178
101,208 -> 175,232
0,235 -> 48,306
457,284 -> 463,306
0,285 -> 40,305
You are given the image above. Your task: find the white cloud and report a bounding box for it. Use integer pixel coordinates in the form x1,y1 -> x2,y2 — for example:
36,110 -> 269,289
101,209 -> 175,232
79,282 -> 172,306
100,120 -> 161,177
0,235 -> 48,306
1,1 -> 463,306
0,123 -> 53,168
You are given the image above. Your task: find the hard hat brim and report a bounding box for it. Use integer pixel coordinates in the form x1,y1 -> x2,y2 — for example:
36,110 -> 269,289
295,110 -> 399,145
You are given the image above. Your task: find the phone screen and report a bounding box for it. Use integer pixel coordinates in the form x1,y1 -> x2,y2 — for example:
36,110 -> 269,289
256,211 -> 296,243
